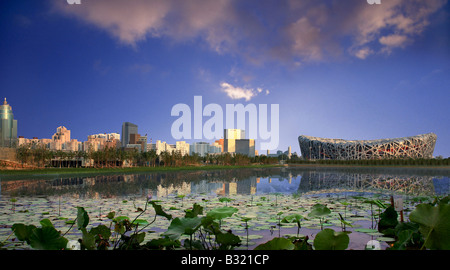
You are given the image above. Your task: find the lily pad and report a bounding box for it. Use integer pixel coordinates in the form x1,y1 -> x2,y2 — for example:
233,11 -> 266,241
254,237 -> 295,250
29,226 -> 68,250
308,204 -> 331,218
376,237 -> 396,242
206,206 -> 238,220
354,228 -> 379,234
163,217 -> 202,240
313,229 -> 349,250
409,203 -> 450,250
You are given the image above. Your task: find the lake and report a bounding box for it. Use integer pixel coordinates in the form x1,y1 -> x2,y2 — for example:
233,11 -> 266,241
1,165 -> 449,250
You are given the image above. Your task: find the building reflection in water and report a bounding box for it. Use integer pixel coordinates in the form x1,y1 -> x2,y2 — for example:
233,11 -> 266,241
1,167 -> 448,199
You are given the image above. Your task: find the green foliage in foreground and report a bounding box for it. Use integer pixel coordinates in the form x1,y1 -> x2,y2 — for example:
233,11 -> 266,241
7,195 -> 450,250
378,195 -> 450,250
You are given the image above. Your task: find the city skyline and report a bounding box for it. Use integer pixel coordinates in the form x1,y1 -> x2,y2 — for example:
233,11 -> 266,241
1,0 -> 449,157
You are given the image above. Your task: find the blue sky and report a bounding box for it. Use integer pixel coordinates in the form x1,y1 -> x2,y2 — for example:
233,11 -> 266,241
1,0 -> 449,157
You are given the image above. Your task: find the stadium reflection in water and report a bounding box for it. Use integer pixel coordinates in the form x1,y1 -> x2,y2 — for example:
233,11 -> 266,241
1,167 -> 449,199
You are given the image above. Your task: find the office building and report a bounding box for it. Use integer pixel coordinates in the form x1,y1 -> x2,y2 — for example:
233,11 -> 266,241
0,98 -> 18,148
235,139 -> 255,157
47,126 -> 82,151
122,122 -> 138,148
190,142 -> 210,157
223,129 -> 254,156
224,129 -> 245,139
85,133 -> 121,151
176,141 -> 190,156
189,142 -> 222,157
215,139 -> 224,152
148,140 -> 189,156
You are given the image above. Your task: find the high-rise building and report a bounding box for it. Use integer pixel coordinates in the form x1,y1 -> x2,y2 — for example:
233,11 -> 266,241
122,122 -> 138,148
0,98 -> 18,148
190,142 -> 210,157
215,139 -> 224,152
85,133 -> 121,151
176,141 -> 190,156
52,126 -> 71,142
49,126 -> 82,151
224,129 -> 244,153
224,129 -> 245,139
188,142 -> 222,157
235,139 -> 255,157
223,129 -> 254,156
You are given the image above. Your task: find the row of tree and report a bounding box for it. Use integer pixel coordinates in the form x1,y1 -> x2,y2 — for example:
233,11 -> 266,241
14,144 -> 279,168
287,156 -> 450,166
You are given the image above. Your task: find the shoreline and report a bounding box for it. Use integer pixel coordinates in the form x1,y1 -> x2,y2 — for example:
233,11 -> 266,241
1,163 -> 449,179
0,164 -> 283,179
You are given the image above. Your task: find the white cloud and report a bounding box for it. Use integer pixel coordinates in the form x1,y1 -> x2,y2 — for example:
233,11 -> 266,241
220,82 -> 270,101
354,47 -> 374,60
220,82 -> 256,101
347,0 -> 446,58
52,0 -> 447,63
379,34 -> 409,47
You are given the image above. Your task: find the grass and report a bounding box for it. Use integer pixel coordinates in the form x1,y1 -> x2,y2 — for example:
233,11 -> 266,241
0,164 -> 283,179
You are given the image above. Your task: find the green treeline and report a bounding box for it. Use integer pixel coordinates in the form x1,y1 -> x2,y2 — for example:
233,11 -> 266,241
8,144 -> 449,170
13,144 -> 279,168
287,156 -> 450,166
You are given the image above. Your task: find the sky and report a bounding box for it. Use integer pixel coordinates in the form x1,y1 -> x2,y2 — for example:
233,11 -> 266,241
1,0 -> 449,157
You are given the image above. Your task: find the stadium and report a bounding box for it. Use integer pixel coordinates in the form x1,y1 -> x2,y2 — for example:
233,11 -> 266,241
298,133 -> 437,160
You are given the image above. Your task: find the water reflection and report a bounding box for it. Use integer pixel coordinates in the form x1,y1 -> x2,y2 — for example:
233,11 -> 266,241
1,166 -> 449,199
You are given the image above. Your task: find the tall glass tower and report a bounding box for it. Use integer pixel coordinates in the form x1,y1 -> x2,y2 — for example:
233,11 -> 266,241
121,122 -> 138,148
0,98 -> 18,148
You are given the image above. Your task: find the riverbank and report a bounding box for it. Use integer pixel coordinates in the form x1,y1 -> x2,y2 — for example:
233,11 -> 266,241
0,164 -> 284,179
1,162 -> 449,180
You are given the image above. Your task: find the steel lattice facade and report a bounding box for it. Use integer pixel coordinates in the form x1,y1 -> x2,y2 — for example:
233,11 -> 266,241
298,133 -> 437,160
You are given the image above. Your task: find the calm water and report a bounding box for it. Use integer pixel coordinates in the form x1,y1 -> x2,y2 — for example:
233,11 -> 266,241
1,166 -> 449,199
1,166 -> 449,250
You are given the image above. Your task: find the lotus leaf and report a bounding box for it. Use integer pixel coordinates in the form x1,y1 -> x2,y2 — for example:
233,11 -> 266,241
409,203 -> 450,250
206,206 -> 238,220
29,226 -> 68,250
40,218 -> 53,228
11,223 -> 36,243
163,217 -> 202,240
77,207 -> 89,230
313,228 -> 349,250
132,219 -> 149,226
308,204 -> 331,218
254,237 -> 295,250
150,201 -> 173,220
281,214 -> 303,224
216,231 -> 241,249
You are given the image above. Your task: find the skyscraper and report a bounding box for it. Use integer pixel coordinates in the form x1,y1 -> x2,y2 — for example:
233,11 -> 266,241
223,129 -> 254,156
224,129 -> 245,139
121,122 -> 138,148
0,98 -> 18,148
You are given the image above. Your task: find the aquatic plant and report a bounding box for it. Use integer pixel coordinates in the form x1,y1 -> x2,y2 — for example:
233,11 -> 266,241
308,204 -> 331,230
240,216 -> 252,248
409,197 -> 450,250
281,214 -> 303,237
313,228 -> 350,250
218,197 -> 234,206
12,218 -> 68,250
6,194 -> 450,251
